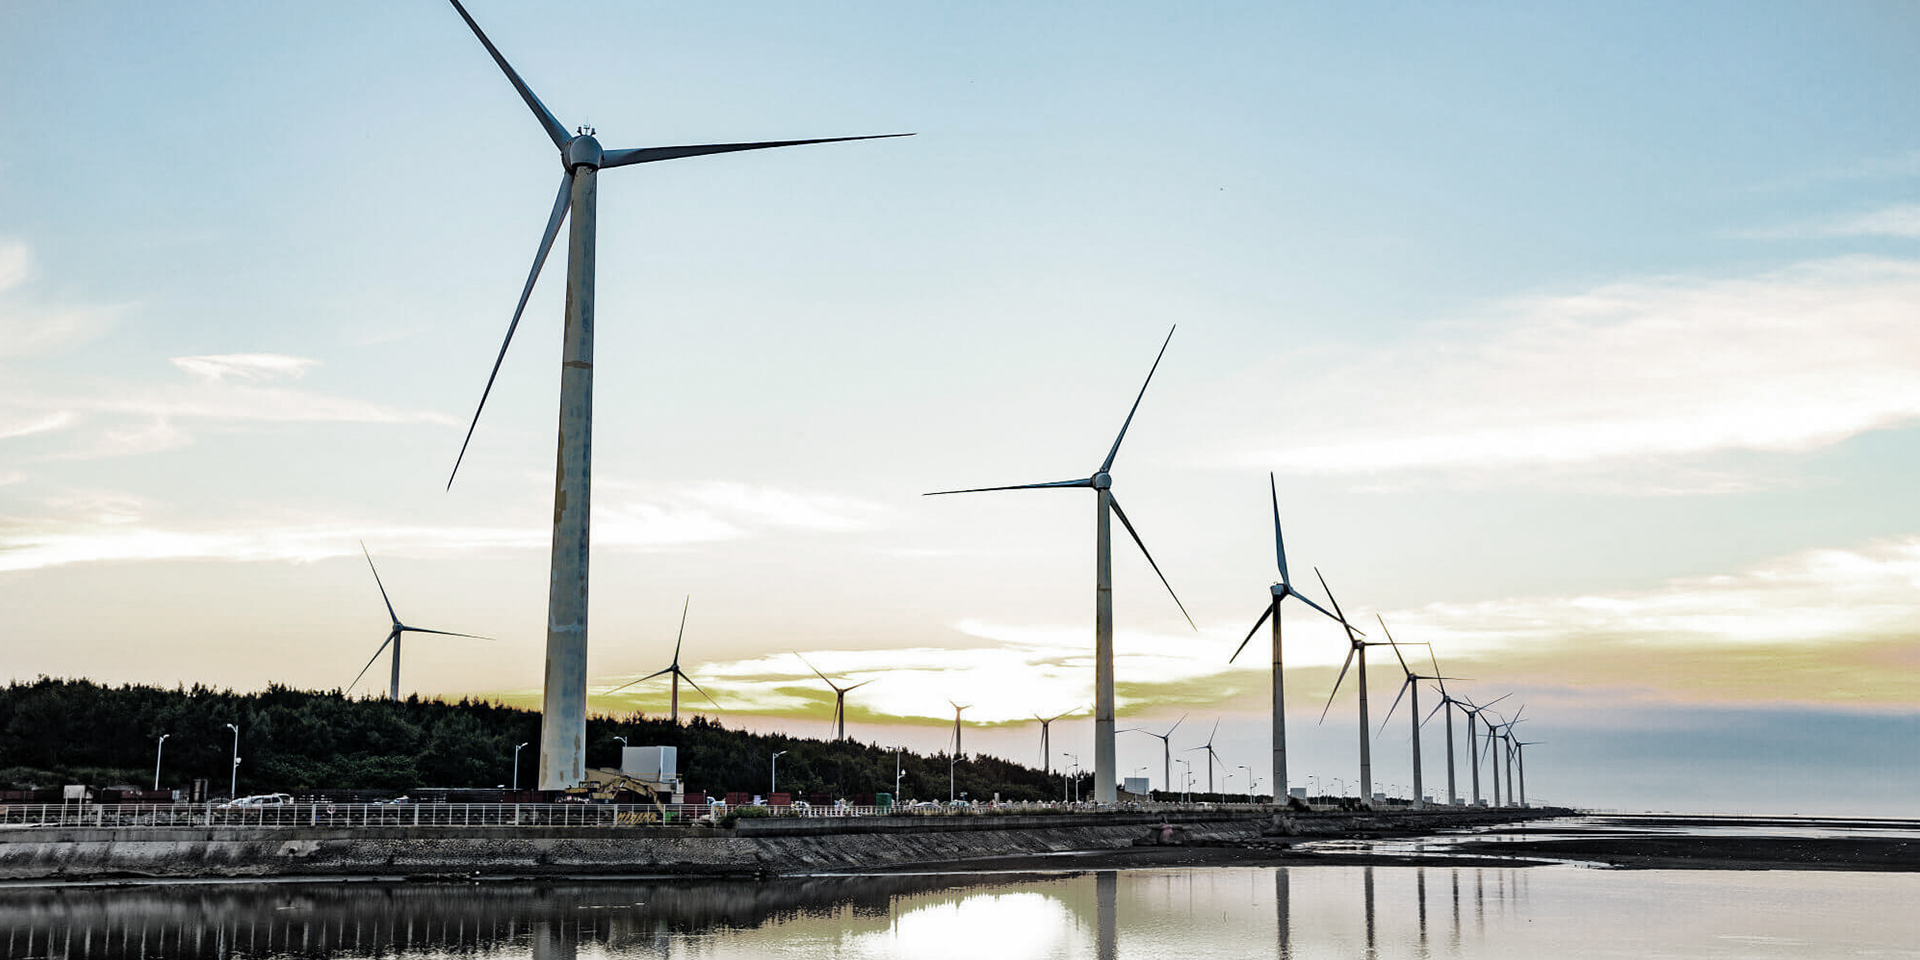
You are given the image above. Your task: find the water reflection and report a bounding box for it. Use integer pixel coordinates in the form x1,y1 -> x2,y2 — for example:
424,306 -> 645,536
0,864 -> 1913,958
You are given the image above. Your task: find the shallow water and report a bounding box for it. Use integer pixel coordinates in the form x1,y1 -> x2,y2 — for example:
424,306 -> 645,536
2,863 -> 1915,959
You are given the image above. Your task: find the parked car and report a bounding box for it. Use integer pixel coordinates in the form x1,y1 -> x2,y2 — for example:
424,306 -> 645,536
219,793 -> 294,809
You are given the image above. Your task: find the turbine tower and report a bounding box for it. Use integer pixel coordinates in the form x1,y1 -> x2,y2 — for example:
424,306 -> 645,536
1316,569 -> 1385,806
1120,713 -> 1185,794
350,542 -> 490,700
927,328 -> 1194,803
1228,474 -> 1342,805
799,655 -> 875,741
439,0 -> 907,789
1513,739 -> 1541,807
601,596 -> 716,723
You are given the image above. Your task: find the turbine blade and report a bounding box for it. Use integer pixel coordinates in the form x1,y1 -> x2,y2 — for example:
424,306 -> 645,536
448,171 -> 573,489
1164,713 -> 1188,739
1108,493 -> 1195,629
1099,326 -> 1176,473
349,631 -> 398,693
1427,647 -> 1449,699
1229,601 -> 1275,664
1319,645 -> 1357,723
446,0 -> 571,150
360,542 -> 399,625
1288,590 -> 1345,626
845,678 -> 878,692
1312,567 -> 1367,638
1420,696 -> 1447,728
1269,472 -> 1290,582
602,133 -> 912,169
399,627 -> 494,640
1380,617 -> 1413,676
673,595 -> 690,665
679,670 -> 721,707
1380,676 -> 1413,734
924,478 -> 1091,495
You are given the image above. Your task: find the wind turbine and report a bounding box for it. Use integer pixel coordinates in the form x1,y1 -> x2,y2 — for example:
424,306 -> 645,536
1418,650 -> 1471,806
1120,713 -> 1186,794
600,596 -> 716,723
926,328 -> 1194,803
438,0 -> 908,790
1185,720 -> 1225,795
1377,618 -> 1452,809
1456,692 -> 1508,806
1228,474 -> 1342,805
350,542 -> 490,701
797,655 -> 875,741
1034,712 -> 1070,774
950,701 -> 972,757
1513,739 -> 1541,808
1315,569 -> 1385,806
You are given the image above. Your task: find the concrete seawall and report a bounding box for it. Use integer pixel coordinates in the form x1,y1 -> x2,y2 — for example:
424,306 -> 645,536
0,809 -> 1563,881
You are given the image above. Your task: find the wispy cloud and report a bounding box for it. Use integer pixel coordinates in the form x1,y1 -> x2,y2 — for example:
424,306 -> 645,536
0,240 -> 121,359
170,353 -> 322,384
1236,257 -> 1920,483
1735,203 -> 1920,241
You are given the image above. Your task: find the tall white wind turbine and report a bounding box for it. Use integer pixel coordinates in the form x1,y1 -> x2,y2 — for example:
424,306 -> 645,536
1120,713 -> 1186,794
601,596 -> 716,723
1377,618 -> 1453,809
1034,712 -> 1069,774
350,542 -> 491,701
1185,720 -> 1225,795
1456,693 -> 1508,806
799,655 -> 875,741
1315,569 -> 1383,806
1228,474 -> 1342,805
438,0 -> 908,789
1417,650 -> 1470,806
927,328 -> 1194,803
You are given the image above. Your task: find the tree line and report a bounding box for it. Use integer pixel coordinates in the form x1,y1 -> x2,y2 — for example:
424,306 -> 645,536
0,678 -> 1101,803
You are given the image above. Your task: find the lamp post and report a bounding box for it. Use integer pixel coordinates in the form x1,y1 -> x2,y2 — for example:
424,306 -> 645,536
772,751 -> 788,798
1237,765 -> 1250,803
1333,777 -> 1345,799
223,724 -> 239,798
1250,776 -> 1262,803
894,749 -> 904,801
1064,754 -> 1079,804
1177,759 -> 1192,803
152,734 -> 169,792
513,741 -> 530,792
1309,774 -> 1320,799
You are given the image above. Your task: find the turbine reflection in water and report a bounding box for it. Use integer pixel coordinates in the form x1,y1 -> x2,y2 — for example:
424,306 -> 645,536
0,865 -> 1914,958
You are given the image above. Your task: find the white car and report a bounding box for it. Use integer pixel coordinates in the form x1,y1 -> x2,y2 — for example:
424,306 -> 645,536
222,793 -> 295,808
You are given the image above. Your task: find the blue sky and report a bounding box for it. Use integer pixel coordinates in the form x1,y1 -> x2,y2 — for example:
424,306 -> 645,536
2,1 -> 1916,815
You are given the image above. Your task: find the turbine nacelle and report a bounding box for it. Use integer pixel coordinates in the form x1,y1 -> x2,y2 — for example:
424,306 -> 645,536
1092,472 -> 1112,490
564,134 -> 604,170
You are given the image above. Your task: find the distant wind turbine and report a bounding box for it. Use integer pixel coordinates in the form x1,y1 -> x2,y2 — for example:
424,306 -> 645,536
1185,720 -> 1225,795
1457,693 -> 1509,806
950,701 -> 972,757
1418,650 -> 1471,806
1315,569 -> 1386,806
438,0 -> 908,789
350,542 -> 490,700
601,596 -> 716,723
1228,474 -> 1343,806
798,654 -> 875,741
927,327 -> 1194,803
1034,712 -> 1069,774
1120,713 -> 1186,794
1377,618 -> 1453,809
1512,739 -> 1541,808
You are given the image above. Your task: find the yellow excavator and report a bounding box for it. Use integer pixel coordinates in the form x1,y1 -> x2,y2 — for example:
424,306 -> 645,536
562,768 -> 670,823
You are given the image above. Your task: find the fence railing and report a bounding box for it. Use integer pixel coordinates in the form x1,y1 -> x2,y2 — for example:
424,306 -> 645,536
0,799 -> 1290,831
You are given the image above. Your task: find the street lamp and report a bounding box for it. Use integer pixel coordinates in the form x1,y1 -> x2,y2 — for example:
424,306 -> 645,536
1332,777 -> 1345,798
152,734 -> 169,792
1177,759 -> 1192,803
772,751 -> 788,797
894,749 -> 904,801
1237,765 -> 1250,803
1064,754 -> 1079,804
513,741 -> 530,792
223,724 -> 239,798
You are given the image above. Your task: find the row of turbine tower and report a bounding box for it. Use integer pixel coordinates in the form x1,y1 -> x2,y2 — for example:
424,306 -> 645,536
344,1 -> 1537,798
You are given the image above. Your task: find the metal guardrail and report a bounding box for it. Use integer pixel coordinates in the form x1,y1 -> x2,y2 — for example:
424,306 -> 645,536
0,800 -> 1289,830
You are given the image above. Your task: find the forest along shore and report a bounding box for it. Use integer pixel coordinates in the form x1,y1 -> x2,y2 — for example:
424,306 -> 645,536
0,808 -> 1567,882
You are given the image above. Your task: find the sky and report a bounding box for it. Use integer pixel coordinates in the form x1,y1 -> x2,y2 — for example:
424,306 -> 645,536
2,1 -> 1916,816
